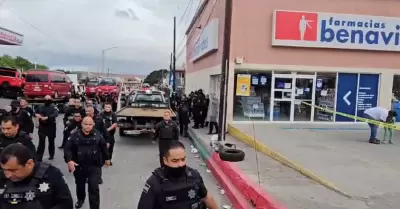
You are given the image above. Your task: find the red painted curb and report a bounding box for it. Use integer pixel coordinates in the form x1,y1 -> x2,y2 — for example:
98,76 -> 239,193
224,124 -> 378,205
205,153 -> 251,209
212,153 -> 287,209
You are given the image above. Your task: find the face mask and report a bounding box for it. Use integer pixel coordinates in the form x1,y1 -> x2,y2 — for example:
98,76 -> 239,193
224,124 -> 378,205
44,100 -> 52,105
164,165 -> 186,178
11,106 -> 17,112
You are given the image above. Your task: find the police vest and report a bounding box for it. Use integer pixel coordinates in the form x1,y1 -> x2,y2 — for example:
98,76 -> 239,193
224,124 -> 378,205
155,168 -> 204,209
159,123 -> 174,140
75,132 -> 100,165
0,132 -> 26,154
100,113 -> 113,129
0,162 -> 50,209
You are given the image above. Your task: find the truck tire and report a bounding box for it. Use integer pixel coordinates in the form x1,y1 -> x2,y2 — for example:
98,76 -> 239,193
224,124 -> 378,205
219,148 -> 245,162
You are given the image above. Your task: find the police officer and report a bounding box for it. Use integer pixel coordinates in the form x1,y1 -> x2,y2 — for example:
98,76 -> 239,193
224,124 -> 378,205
35,95 -> 59,161
154,111 -> 179,166
137,140 -> 218,209
64,116 -> 110,209
0,143 -> 73,209
84,100 -> 99,116
60,99 -> 84,148
100,103 -> 117,165
85,106 -> 109,143
19,98 -> 35,117
60,112 -> 83,150
0,116 -> 36,155
178,99 -> 190,137
8,100 -> 34,135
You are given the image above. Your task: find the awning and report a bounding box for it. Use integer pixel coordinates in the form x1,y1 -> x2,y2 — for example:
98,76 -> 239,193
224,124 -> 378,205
0,27 -> 23,46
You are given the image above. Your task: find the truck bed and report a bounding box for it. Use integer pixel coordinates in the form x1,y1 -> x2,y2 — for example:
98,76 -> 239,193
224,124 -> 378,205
116,107 -> 176,118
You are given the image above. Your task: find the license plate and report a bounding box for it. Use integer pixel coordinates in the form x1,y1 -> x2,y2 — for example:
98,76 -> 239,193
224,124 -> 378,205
125,130 -> 141,135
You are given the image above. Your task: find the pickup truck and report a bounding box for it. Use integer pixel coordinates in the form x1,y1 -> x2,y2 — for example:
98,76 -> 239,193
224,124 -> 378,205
116,89 -> 177,137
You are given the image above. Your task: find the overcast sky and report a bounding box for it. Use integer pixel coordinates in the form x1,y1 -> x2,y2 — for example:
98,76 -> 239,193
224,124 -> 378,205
0,0 -> 199,75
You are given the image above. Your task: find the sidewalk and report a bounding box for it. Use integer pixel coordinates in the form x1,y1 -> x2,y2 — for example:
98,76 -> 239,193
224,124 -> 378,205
229,123 -> 400,208
189,127 -> 368,209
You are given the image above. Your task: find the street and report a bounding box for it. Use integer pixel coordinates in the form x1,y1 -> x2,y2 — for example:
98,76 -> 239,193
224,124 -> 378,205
0,98 -> 231,209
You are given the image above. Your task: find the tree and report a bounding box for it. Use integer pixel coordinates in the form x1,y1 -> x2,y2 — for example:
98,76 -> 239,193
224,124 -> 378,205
0,55 -> 49,70
144,69 -> 168,85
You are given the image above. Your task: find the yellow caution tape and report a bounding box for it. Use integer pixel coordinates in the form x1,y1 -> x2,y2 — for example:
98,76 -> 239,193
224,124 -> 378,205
301,102 -> 399,130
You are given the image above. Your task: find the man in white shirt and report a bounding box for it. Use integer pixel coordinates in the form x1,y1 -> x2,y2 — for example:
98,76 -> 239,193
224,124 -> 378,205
364,107 -> 389,144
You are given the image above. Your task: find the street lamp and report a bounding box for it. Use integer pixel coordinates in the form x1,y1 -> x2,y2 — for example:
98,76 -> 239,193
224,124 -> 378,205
101,46 -> 118,75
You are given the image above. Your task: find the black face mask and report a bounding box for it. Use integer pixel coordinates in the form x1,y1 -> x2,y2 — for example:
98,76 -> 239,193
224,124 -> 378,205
44,100 -> 52,106
164,165 -> 186,178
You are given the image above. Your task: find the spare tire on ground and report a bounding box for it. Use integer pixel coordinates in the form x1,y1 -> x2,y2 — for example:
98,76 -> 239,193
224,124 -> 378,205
219,143 -> 245,162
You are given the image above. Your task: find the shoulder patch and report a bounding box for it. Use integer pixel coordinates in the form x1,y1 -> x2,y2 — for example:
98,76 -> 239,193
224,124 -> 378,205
143,183 -> 151,193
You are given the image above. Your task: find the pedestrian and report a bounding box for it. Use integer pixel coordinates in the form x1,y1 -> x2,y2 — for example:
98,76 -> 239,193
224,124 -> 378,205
383,110 -> 397,144
363,106 -> 391,144
137,140 -> 218,209
35,95 -> 58,161
64,116 -> 110,209
153,111 -> 179,166
0,143 -> 73,208
207,95 -> 219,135
0,116 -> 36,155
100,103 -> 117,165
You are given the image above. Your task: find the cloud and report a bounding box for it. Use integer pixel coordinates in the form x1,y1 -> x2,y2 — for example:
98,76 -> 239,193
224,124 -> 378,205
0,0 -> 200,74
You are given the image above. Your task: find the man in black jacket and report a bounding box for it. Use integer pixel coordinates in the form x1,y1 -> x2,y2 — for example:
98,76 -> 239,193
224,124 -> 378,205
0,116 -> 36,155
59,112 -> 83,149
153,111 -> 179,166
64,116 -> 110,209
9,100 -> 34,136
35,95 -> 59,161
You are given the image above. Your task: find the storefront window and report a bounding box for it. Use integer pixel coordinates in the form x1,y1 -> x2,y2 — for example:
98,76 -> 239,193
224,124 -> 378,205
314,73 -> 337,122
233,71 -> 272,121
392,75 -> 400,102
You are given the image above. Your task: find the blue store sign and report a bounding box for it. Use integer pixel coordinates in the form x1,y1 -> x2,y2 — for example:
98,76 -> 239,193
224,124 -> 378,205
356,74 -> 379,118
336,73 -> 358,122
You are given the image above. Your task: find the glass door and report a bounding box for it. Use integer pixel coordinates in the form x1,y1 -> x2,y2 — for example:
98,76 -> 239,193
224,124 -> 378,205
293,75 -> 316,121
271,74 -> 294,121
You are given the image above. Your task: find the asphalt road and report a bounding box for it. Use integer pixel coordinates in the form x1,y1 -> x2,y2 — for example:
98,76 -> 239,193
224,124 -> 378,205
0,98 -> 231,209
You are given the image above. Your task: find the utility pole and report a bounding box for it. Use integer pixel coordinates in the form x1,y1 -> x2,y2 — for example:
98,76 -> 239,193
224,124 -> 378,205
169,53 -> 173,87
107,68 -> 110,76
101,50 -> 105,75
217,0 -> 233,141
172,16 -> 177,92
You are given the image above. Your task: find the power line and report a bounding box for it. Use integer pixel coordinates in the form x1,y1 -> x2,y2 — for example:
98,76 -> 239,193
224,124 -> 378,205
176,0 -> 218,61
178,0 -> 194,26
175,0 -> 203,57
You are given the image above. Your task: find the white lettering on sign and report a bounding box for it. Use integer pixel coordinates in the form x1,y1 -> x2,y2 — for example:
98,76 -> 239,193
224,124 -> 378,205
0,27 -> 23,45
191,19 -> 219,62
272,10 -> 400,51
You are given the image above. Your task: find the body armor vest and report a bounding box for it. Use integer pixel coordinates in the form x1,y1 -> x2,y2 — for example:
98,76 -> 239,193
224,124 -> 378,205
155,169 -> 204,209
159,123 -> 174,139
0,162 -> 50,209
75,132 -> 100,165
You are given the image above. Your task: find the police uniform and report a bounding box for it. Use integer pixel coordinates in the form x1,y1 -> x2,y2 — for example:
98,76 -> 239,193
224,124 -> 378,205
9,101 -> 34,135
0,131 -> 36,156
154,120 -> 179,166
60,119 -> 82,149
0,162 -> 73,209
35,103 -> 59,161
63,129 -> 109,209
99,111 -> 117,160
137,166 -> 207,209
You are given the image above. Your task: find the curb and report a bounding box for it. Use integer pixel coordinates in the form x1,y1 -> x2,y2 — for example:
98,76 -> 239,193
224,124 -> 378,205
188,129 -> 286,209
228,124 -> 352,198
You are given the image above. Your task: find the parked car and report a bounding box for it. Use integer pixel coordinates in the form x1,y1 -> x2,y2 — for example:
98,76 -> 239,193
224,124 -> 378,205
0,67 -> 24,98
24,70 -> 73,99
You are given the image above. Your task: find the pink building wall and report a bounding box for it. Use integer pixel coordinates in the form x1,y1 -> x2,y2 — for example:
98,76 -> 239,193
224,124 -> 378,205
230,0 -> 400,69
185,0 -> 226,74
